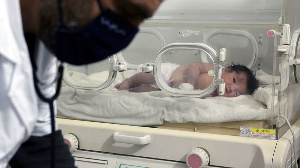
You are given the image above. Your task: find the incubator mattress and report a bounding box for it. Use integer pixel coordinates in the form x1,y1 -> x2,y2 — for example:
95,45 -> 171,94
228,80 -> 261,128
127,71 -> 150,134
57,70 -> 300,127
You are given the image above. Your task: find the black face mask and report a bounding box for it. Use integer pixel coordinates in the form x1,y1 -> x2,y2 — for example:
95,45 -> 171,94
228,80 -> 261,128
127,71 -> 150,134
55,0 -> 139,65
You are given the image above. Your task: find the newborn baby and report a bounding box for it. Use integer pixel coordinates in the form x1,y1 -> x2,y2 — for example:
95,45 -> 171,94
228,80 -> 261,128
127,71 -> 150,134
115,62 -> 258,97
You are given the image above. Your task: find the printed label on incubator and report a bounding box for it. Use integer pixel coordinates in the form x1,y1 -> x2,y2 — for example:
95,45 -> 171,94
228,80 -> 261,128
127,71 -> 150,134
239,127 -> 276,140
119,164 -> 149,168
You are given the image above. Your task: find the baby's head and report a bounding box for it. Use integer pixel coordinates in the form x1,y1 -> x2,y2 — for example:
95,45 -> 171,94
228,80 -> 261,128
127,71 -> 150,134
221,64 -> 259,97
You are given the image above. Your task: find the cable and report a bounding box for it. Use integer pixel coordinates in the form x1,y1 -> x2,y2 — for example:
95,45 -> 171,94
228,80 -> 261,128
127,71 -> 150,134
271,140 -> 279,168
278,115 -> 299,168
281,137 -> 294,168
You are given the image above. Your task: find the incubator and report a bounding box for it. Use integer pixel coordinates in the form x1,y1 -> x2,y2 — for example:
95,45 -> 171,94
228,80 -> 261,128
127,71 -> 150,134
57,0 -> 300,167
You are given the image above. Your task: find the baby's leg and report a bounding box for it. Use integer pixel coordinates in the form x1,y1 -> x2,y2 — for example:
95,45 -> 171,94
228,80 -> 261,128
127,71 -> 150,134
115,72 -> 156,90
114,78 -> 132,90
129,85 -> 160,92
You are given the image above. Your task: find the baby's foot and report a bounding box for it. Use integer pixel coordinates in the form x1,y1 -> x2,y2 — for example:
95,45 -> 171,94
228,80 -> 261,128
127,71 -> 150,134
114,83 -> 121,89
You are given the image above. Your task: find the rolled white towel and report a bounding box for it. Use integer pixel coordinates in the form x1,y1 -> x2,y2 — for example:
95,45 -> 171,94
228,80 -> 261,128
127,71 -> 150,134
178,83 -> 194,90
256,70 -> 280,85
253,85 -> 278,109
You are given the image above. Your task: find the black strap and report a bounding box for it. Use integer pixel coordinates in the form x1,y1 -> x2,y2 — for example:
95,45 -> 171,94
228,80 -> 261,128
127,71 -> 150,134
57,0 -> 65,28
25,33 -> 37,72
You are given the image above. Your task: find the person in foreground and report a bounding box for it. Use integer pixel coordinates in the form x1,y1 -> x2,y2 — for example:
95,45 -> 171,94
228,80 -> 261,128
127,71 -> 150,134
0,0 -> 163,168
115,62 -> 259,97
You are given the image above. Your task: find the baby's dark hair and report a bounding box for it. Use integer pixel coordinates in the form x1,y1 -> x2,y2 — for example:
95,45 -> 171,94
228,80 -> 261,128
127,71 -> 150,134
228,64 -> 259,95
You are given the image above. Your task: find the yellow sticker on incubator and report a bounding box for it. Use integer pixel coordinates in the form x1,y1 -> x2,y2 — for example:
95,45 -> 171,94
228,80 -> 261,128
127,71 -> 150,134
239,127 -> 276,139
251,128 -> 276,134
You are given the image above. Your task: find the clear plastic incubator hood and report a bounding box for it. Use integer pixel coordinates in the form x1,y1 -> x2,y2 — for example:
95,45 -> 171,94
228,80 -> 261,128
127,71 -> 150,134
57,0 -> 300,167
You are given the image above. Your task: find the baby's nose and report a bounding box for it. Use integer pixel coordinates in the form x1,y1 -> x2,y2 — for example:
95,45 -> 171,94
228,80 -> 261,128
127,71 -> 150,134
229,85 -> 237,92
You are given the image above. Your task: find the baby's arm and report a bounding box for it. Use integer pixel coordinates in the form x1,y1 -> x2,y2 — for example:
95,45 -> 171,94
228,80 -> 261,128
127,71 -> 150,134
185,62 -> 214,87
115,72 -> 156,90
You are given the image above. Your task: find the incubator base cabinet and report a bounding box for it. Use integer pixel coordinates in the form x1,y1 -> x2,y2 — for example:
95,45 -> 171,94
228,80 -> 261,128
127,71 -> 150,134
58,117 -> 300,168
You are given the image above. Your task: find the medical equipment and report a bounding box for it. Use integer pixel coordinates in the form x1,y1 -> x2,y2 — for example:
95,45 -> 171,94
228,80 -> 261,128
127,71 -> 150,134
57,0 -> 300,167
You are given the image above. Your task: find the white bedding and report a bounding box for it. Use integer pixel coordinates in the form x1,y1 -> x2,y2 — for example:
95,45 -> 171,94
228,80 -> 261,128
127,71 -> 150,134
56,69 -> 289,126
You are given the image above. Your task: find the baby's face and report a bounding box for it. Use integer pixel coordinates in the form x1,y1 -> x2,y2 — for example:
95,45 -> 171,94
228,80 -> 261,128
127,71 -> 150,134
221,70 -> 247,97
